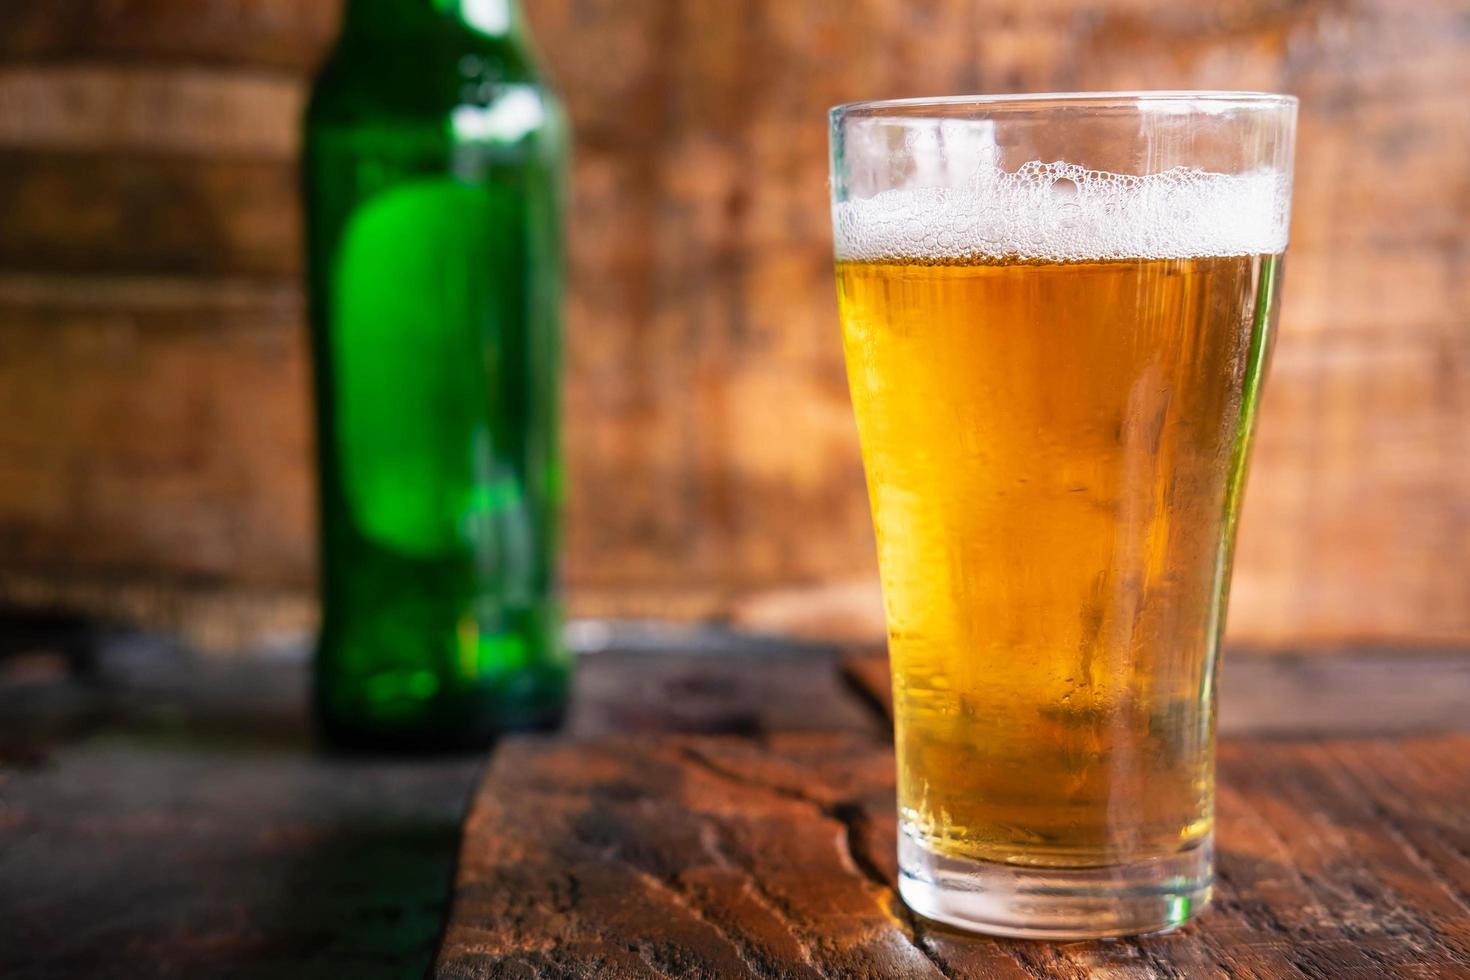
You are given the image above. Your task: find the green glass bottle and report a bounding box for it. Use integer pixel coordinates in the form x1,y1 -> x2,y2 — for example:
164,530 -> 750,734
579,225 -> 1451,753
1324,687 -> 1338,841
304,0 -> 569,749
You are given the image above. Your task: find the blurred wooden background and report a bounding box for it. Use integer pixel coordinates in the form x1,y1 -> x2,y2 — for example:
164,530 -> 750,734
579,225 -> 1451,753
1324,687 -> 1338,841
0,0 -> 1465,651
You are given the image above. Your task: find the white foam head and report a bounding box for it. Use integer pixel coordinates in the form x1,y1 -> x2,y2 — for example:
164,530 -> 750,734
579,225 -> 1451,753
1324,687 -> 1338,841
834,161 -> 1291,262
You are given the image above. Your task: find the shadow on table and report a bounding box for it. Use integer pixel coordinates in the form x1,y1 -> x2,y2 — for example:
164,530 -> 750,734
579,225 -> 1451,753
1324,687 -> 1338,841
0,627 -> 312,759
251,818 -> 468,980
0,626 -> 483,980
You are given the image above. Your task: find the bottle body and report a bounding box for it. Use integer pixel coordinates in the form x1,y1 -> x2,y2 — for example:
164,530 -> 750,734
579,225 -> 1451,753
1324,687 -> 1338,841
305,0 -> 568,748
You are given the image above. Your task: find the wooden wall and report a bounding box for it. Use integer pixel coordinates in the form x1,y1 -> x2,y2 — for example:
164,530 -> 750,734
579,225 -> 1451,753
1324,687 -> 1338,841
0,0 -> 1465,650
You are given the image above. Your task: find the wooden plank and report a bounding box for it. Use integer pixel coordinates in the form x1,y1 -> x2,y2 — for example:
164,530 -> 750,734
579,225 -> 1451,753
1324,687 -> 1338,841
841,649 -> 1470,738
1216,648 -> 1470,737
0,152 -> 302,276
5,637 -> 1468,978
569,648 -> 884,740
0,66 -> 303,159
1207,739 -> 1470,978
0,0 -> 340,71
0,638 -> 479,980
0,643 -> 868,747
531,0 -> 1470,648
0,744 -> 480,980
0,278 -> 313,590
0,574 -> 315,656
1232,324 -> 1470,646
0,275 -> 311,645
0,0 -> 1465,648
436,734 -> 998,979
0,644 -> 869,979
438,731 -> 1470,978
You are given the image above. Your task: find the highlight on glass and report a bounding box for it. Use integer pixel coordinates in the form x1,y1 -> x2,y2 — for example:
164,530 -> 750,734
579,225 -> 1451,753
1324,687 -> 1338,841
830,92 -> 1296,939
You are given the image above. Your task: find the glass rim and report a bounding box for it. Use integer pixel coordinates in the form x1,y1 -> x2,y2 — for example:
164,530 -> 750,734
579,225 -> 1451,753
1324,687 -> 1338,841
831,90 -> 1297,119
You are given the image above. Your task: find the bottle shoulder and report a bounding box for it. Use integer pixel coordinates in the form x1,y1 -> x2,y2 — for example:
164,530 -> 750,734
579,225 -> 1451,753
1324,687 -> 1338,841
308,32 -> 559,124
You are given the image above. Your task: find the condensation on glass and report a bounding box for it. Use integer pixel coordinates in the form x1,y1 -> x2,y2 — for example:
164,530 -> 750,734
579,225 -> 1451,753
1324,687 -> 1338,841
830,92 -> 1296,939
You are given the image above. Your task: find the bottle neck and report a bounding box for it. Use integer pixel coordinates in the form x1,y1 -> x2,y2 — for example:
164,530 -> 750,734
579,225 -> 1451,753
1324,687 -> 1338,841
342,0 -> 523,39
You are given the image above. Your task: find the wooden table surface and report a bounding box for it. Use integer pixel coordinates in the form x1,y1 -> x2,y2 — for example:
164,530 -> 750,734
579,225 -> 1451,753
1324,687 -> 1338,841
3,635 -> 1469,978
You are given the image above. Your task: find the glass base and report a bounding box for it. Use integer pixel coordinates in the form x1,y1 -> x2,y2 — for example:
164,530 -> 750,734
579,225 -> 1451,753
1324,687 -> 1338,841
898,828 -> 1212,940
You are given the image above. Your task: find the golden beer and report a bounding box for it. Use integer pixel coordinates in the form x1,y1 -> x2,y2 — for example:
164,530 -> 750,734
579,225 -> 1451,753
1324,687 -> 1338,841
838,253 -> 1279,869
830,93 -> 1294,938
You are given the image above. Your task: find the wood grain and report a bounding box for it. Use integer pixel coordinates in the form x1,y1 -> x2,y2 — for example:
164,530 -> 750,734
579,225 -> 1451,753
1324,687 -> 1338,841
567,648 -> 883,740
0,274 -> 313,647
0,643 -> 863,979
0,0 -> 338,70
0,0 -> 1466,648
0,66 -> 302,158
438,731 -> 1470,978
5,637 -> 1469,978
0,153 -> 302,276
0,276 -> 312,578
532,0 -> 1470,646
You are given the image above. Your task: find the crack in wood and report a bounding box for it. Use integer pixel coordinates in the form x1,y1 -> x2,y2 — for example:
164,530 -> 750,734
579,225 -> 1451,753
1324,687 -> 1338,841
615,858 -> 765,979
676,743 -> 826,809
838,655 -> 895,734
690,814 -> 829,980
441,723 -> 1470,976
824,800 -> 958,980
676,744 -> 952,979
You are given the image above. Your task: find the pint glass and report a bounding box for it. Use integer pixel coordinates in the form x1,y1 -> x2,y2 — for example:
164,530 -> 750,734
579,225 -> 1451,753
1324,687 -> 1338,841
830,93 -> 1295,938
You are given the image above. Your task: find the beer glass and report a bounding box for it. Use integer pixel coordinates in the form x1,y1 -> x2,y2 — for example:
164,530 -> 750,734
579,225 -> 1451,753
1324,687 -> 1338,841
830,93 -> 1295,938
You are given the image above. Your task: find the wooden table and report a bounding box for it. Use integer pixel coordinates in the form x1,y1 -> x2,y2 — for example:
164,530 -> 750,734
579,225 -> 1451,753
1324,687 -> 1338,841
3,636 -> 1469,978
